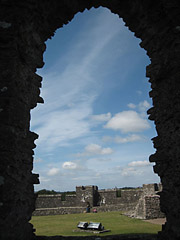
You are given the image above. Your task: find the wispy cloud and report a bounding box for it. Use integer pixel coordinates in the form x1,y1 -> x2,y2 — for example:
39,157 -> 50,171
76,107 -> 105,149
128,160 -> 150,167
34,157 -> 43,163
39,176 -> 51,183
90,112 -> 111,122
32,104 -> 93,150
102,134 -> 143,144
31,8 -> 122,152
47,167 -> 60,176
120,161 -> 152,177
127,103 -> 136,109
127,100 -> 151,113
121,167 -> 139,177
31,8 -> 158,192
138,100 -> 150,112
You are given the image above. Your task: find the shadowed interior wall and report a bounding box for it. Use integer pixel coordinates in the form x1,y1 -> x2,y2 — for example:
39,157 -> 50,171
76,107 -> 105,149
0,0 -> 180,239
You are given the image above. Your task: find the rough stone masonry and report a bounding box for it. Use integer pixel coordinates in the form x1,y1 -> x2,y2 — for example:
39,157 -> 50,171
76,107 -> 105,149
0,1 -> 180,240
33,184 -> 165,220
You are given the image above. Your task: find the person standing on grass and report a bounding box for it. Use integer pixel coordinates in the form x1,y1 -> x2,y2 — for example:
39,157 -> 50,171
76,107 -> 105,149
86,202 -> 90,213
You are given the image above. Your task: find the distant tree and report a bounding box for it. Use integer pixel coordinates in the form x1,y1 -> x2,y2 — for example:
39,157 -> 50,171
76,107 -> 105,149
61,192 -> 66,201
61,191 -> 76,201
121,187 -> 135,190
36,189 -> 58,195
36,189 -> 76,198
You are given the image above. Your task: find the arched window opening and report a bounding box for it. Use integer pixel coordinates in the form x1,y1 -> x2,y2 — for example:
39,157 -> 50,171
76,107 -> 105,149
30,7 -> 162,236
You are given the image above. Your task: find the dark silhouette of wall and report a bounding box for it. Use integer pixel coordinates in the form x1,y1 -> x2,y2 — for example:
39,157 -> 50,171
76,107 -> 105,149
0,0 -> 180,239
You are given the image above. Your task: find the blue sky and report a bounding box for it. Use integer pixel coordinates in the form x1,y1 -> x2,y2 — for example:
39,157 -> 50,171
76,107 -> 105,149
31,7 -> 160,192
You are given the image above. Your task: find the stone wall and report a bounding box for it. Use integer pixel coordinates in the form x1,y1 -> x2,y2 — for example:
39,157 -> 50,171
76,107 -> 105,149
127,184 -> 165,220
34,185 -> 146,210
76,186 -> 98,207
145,195 -> 165,219
1,0 -> 180,239
63,195 -> 77,207
33,207 -> 85,216
33,184 -> 164,219
35,195 -> 62,208
33,185 -> 158,210
98,188 -> 143,206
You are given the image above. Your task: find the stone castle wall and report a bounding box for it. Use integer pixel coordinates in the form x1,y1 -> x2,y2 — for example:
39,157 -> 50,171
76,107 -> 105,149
35,194 -> 62,208
33,183 -> 165,219
145,195 -> 165,219
1,1 -> 180,239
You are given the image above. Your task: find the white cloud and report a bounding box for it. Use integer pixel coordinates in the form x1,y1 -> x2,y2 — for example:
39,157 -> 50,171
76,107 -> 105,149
121,167 -> 138,177
120,161 -> 152,177
104,110 -> 150,133
128,160 -> 151,167
35,105 -> 92,150
127,100 -> 151,113
85,144 -> 101,154
47,168 -> 60,176
114,134 -> 143,143
101,147 -> 113,155
62,161 -> 86,171
91,112 -> 111,122
127,103 -> 136,109
32,8 -> 158,192
85,143 -> 113,155
30,8 -> 122,152
62,161 -> 77,170
76,144 -> 113,157
39,176 -> 51,183
138,100 -> 150,112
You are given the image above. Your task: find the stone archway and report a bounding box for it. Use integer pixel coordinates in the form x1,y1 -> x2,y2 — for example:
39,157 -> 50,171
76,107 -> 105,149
0,0 -> 180,239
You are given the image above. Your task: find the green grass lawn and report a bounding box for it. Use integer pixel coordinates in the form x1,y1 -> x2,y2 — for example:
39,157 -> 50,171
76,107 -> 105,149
31,212 -> 162,236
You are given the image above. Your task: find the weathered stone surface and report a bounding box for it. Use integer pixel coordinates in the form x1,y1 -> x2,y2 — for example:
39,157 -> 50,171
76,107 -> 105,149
145,196 -> 165,220
33,184 -> 164,220
0,0 -> 180,239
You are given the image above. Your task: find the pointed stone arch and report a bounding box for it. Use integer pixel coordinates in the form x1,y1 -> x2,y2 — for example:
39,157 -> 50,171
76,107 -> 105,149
0,0 -> 180,239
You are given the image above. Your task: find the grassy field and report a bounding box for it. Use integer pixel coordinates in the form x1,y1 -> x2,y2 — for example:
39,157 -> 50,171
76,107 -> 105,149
31,212 -> 162,236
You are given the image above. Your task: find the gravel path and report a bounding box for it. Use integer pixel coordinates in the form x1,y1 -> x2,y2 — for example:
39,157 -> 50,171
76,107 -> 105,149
143,218 -> 166,225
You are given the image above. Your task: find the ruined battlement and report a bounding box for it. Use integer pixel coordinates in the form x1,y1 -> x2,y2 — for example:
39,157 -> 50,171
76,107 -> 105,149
34,183 -> 164,219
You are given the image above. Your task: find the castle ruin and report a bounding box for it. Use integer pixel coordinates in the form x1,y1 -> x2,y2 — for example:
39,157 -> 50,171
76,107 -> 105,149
34,184 -> 165,220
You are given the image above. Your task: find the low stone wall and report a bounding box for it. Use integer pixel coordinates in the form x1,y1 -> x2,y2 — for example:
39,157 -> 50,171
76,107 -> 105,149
97,203 -> 138,213
35,195 -> 62,208
33,184 -> 164,219
33,207 -> 85,216
33,203 -> 138,216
